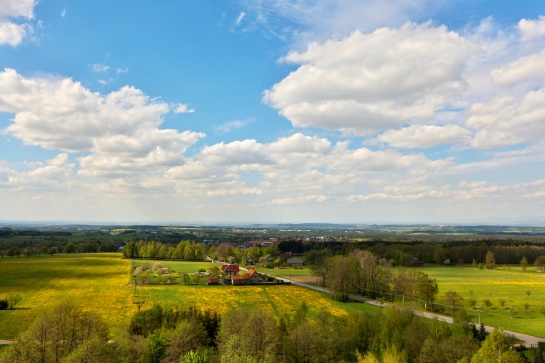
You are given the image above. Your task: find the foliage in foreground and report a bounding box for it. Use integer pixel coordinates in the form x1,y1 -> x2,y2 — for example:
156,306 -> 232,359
1,299 -> 535,363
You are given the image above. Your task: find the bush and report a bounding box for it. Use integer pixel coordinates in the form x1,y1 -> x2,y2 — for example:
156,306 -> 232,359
6,294 -> 21,309
0,299 -> 7,310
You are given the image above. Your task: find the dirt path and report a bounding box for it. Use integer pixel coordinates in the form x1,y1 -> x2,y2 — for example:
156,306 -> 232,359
0,340 -> 14,345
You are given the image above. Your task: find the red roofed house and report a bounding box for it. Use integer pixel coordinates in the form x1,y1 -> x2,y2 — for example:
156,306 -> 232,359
231,269 -> 262,285
207,278 -> 220,285
221,264 -> 240,276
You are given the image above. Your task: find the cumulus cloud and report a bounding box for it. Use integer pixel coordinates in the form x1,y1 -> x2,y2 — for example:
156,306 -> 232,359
490,48 -> 545,87
0,68 -> 204,177
7,153 -> 75,191
264,23 -> 477,135
0,0 -> 35,46
467,88 -> 545,149
375,124 -> 472,148
519,16 -> 545,42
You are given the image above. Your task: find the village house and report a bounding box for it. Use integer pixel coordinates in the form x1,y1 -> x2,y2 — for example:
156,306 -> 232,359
231,269 -> 262,285
221,264 -> 240,276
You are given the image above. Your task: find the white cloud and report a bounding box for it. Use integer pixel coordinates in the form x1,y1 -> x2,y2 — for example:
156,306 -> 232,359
215,119 -> 249,134
467,88 -> 545,149
61,8 -> 66,18
519,16 -> 545,42
173,103 -> 195,114
264,23 -> 477,135
238,0 -> 440,42
236,12 -> 246,26
0,0 -> 36,46
0,0 -> 35,19
375,124 -> 472,148
490,48 -> 545,87
7,153 -> 75,191
90,63 -> 110,73
0,69 -> 204,177
197,140 -> 271,166
0,22 -> 27,46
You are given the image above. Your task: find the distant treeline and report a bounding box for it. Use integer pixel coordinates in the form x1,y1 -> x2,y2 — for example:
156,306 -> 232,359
277,240 -> 545,266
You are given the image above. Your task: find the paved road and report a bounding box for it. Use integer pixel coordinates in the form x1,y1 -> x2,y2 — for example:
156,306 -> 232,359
275,275 -> 545,348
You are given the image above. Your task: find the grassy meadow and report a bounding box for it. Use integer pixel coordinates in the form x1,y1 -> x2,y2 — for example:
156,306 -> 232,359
262,264 -> 545,338
4,253 -> 544,340
414,265 -> 545,337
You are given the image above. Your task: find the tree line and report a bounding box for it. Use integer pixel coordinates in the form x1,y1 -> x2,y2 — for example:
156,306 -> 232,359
1,299 -> 537,363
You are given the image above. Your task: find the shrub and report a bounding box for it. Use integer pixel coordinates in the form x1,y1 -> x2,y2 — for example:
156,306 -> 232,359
0,299 -> 8,310
6,294 -> 21,309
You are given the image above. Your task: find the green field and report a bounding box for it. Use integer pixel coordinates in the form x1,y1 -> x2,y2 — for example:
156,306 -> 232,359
0,255 -> 380,340
413,265 -> 545,337
8,254 -> 543,340
262,263 -> 545,338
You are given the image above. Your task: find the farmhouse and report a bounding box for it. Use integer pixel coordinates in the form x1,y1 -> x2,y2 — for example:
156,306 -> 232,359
231,269 -> 262,285
221,264 -> 240,276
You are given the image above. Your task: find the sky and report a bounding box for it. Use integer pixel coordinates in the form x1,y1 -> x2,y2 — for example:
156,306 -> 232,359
1,0 -> 545,225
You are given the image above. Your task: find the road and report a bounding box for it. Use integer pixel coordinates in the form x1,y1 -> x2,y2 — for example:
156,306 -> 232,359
275,275 -> 545,348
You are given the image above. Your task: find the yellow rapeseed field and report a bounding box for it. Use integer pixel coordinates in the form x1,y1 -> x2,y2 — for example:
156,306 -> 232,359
0,253 -> 133,339
1,255 -> 374,340
139,283 -> 349,319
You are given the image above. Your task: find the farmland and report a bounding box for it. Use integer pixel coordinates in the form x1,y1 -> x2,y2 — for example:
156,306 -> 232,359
0,255 -> 380,340
413,265 -> 545,338
130,259 -> 381,317
3,252 -> 545,341
0,253 -> 133,339
267,263 -> 545,338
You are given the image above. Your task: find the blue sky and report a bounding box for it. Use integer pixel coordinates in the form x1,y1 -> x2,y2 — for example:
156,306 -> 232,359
1,0 -> 545,224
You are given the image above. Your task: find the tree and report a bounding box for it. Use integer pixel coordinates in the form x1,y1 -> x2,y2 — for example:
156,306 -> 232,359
6,246 -> 19,258
535,256 -> 545,271
0,300 -> 109,363
6,294 -> 21,310
63,242 -> 76,254
207,266 -> 221,277
484,299 -> 493,312
521,256 -> 528,271
484,251 -> 495,270
180,351 -> 209,363
162,320 -> 207,363
470,329 -> 524,363
309,250 -> 331,287
326,255 -> 358,302
443,291 -> 464,314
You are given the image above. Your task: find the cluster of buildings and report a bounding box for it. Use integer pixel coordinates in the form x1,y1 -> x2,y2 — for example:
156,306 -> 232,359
207,264 -> 263,285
